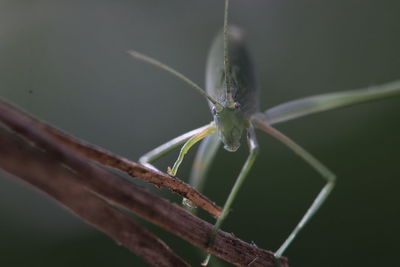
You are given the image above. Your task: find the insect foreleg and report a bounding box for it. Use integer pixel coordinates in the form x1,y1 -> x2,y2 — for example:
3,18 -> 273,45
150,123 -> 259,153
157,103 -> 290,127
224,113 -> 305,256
202,126 -> 259,266
251,115 -> 336,258
168,122 -> 216,176
139,123 -> 212,172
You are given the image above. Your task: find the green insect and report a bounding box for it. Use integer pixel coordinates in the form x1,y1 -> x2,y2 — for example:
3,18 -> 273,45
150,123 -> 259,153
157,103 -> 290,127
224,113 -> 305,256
128,0 -> 400,265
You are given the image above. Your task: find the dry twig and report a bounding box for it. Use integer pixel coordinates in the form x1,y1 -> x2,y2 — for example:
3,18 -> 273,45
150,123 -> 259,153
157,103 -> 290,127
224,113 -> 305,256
0,129 -> 189,267
0,100 -> 221,217
0,99 -> 288,267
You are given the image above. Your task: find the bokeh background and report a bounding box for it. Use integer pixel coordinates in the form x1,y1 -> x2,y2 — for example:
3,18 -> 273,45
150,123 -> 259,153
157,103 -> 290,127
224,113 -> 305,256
1,0 -> 400,266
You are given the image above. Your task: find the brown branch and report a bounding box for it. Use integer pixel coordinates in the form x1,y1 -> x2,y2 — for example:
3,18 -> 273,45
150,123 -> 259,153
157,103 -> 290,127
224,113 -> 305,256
0,99 -> 289,267
0,99 -> 221,217
0,128 -> 189,267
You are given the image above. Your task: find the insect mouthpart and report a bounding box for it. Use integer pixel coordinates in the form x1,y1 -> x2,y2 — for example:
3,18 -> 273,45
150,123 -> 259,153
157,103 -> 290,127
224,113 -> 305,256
224,143 -> 240,152
217,125 -> 242,152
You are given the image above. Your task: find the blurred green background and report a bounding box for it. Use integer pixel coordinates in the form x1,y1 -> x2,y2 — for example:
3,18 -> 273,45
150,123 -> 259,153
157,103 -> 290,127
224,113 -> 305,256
1,0 -> 400,266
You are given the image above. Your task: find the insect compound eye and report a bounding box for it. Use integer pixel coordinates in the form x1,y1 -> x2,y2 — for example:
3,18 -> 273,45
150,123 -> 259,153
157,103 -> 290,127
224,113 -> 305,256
234,102 -> 241,109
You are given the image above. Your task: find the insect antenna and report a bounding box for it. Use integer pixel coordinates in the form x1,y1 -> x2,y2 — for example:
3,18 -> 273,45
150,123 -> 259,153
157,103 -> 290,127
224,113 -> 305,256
223,0 -> 235,107
128,50 -> 222,109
